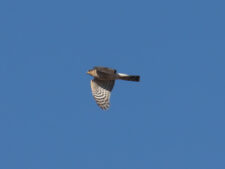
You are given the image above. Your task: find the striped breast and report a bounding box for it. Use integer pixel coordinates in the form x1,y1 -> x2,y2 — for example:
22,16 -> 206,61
90,78 -> 115,110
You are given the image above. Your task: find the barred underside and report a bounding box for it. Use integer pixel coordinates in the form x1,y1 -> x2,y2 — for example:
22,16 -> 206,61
90,78 -> 115,110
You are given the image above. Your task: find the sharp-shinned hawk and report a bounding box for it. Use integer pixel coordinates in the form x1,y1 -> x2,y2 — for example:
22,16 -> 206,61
87,66 -> 140,110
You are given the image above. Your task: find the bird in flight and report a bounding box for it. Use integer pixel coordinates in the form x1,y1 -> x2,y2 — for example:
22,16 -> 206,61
87,66 -> 140,110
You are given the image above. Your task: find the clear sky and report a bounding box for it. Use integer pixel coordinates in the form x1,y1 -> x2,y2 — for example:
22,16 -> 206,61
0,0 -> 225,169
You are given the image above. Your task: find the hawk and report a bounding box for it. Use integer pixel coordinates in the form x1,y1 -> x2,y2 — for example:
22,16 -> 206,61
87,66 -> 140,110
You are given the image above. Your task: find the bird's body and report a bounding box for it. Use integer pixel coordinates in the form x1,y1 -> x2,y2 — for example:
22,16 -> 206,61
88,67 -> 117,80
87,66 -> 140,110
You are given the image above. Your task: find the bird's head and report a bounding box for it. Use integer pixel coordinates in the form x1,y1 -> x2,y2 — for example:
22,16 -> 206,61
87,69 -> 96,76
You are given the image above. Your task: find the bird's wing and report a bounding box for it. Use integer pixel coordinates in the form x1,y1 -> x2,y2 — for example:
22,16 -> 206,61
90,78 -> 115,110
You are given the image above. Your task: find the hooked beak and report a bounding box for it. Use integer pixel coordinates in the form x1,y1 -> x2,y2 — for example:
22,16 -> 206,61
86,69 -> 91,75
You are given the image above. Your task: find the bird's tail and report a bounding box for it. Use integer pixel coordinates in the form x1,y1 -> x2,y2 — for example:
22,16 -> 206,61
118,73 -> 140,82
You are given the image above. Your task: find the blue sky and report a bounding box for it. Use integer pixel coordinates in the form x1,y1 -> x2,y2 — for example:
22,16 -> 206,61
0,0 -> 225,169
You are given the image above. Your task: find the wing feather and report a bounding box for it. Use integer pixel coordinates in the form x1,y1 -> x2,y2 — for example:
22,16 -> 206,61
90,78 -> 115,110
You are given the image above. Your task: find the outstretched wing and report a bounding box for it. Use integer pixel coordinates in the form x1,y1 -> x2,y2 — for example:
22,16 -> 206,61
90,78 -> 115,110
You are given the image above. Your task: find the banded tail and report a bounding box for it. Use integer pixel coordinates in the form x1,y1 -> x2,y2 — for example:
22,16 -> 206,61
118,73 -> 140,82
